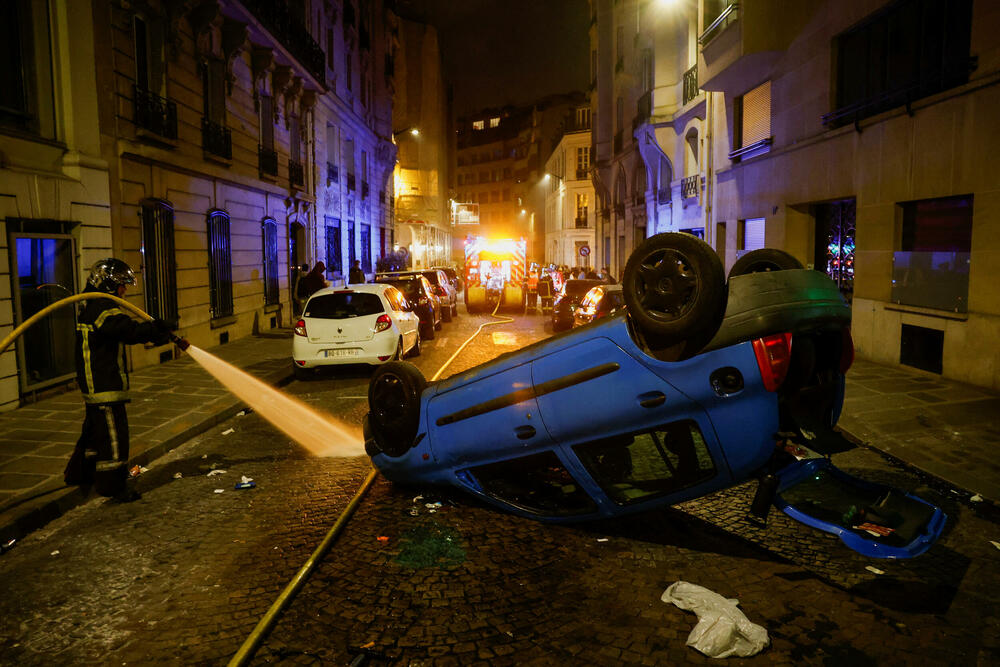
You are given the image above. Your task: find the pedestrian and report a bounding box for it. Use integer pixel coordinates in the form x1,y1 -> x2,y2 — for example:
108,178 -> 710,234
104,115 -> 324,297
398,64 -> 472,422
602,267 -> 617,285
348,259 -> 365,284
300,261 -> 329,296
64,259 -> 176,502
292,263 -> 309,314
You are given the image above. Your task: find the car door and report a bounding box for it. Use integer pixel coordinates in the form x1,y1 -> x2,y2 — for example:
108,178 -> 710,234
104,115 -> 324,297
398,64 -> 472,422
530,336 -> 733,509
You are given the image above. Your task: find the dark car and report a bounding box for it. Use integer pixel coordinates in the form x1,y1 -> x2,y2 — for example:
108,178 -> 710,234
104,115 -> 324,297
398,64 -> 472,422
379,269 -> 458,322
373,274 -> 442,340
432,266 -> 462,294
573,284 -> 624,327
551,279 -> 602,331
363,233 -> 947,560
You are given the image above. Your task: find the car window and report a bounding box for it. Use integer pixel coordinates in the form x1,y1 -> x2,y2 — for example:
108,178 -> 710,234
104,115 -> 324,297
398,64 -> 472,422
377,278 -> 422,298
421,271 -> 441,286
573,420 -> 716,505
383,286 -> 404,311
582,288 -> 603,309
563,280 -> 601,297
304,292 -> 385,319
467,451 -> 598,517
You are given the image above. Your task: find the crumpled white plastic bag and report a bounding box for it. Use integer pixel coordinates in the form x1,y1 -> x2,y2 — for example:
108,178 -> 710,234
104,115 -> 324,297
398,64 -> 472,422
661,581 -> 769,658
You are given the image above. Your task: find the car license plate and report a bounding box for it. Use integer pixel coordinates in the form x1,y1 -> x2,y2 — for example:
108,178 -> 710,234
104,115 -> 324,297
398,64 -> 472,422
325,348 -> 359,358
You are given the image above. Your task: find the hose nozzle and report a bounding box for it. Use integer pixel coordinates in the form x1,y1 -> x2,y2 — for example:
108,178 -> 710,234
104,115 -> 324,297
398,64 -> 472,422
170,334 -> 190,351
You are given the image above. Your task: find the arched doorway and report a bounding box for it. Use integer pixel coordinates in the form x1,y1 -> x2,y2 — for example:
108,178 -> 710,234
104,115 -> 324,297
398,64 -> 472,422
289,221 -> 306,312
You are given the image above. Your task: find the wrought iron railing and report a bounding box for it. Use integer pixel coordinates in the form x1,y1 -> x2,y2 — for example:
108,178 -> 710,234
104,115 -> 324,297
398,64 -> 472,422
240,0 -> 326,82
202,118 -> 232,159
289,159 -> 304,187
681,175 -> 700,199
259,146 -> 278,176
727,137 -> 772,162
133,84 -> 177,139
683,65 -> 699,105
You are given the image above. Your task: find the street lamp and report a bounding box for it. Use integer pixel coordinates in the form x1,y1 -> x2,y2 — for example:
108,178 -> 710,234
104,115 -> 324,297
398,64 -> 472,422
393,127 -> 419,140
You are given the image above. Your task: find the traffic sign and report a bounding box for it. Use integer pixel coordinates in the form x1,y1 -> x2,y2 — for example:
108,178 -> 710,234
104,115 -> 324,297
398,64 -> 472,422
579,245 -> 591,257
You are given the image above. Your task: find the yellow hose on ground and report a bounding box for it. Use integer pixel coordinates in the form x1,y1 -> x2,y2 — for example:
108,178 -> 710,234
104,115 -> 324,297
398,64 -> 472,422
0,293 -> 154,357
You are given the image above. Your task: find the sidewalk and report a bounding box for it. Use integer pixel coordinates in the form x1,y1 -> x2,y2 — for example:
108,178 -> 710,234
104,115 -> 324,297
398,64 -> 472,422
0,331 -> 296,546
1,334 -> 998,546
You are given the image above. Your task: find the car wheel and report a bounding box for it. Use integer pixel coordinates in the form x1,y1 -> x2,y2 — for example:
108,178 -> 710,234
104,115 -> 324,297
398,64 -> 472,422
728,248 -> 804,278
623,232 -> 726,348
391,337 -> 403,361
408,331 -> 422,357
452,303 -> 459,318
434,316 -> 442,330
367,361 -> 427,457
293,364 -> 312,381
442,305 -> 453,323
422,322 -> 435,340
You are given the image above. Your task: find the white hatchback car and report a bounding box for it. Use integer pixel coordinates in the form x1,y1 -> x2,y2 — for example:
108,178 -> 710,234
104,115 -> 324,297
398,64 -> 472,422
292,283 -> 421,378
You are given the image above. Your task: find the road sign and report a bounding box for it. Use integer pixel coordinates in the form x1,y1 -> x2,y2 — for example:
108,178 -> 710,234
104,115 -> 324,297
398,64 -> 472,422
579,245 -> 591,257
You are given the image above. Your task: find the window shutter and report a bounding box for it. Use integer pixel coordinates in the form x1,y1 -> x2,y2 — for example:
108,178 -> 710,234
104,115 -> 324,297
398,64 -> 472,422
741,81 -> 771,146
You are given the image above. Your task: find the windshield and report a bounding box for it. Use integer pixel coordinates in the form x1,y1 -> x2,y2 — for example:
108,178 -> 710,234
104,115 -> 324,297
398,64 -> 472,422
378,278 -> 423,298
305,292 -> 384,319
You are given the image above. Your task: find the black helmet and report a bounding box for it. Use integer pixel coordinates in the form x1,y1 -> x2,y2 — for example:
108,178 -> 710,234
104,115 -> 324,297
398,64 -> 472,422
88,258 -> 136,293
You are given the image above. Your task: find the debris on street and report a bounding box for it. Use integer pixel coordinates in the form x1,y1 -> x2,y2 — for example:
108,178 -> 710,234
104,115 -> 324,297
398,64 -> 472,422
222,428 -> 235,435
50,550 -> 59,556
971,494 -> 983,503
1,539 -> 16,554
661,581 -> 769,658
597,538 -> 609,543
214,489 -> 225,494
989,541 -> 1000,551
377,536 -> 390,543
207,469 -> 227,477
173,472 -> 183,479
866,566 -> 885,575
234,481 -> 255,490
237,408 -> 254,416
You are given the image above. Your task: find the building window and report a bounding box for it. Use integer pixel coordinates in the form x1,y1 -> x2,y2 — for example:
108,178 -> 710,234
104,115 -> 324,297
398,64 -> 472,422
739,218 -> 766,252
262,218 -> 279,306
828,0 -> 973,126
642,48 -> 653,93
345,48 -> 352,91
260,96 -> 275,151
347,220 -> 356,268
325,123 -> 339,182
576,147 -> 590,177
502,188 -> 510,201
576,194 -> 589,227
489,116 -> 500,128
207,210 -> 234,319
575,107 -> 591,130
343,137 -> 355,188
0,0 -> 56,138
201,59 -> 231,159
892,194 -> 972,312
472,120 -> 485,131
325,217 -> 342,275
140,199 -> 178,327
730,81 -> 771,161
361,223 -> 371,272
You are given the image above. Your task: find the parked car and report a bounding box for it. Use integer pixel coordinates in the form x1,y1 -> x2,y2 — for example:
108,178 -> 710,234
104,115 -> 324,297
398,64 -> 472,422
378,269 -> 458,322
551,279 -> 603,331
363,233 -> 947,559
373,274 -> 443,340
292,284 -> 421,378
432,265 -> 462,294
573,284 -> 625,327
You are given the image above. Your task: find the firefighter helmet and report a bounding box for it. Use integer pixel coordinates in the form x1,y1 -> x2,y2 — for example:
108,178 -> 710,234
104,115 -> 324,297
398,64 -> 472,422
87,258 -> 136,293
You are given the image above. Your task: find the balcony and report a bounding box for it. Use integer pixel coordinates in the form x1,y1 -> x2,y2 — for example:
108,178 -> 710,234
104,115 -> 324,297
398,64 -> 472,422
727,137 -> 772,162
576,168 -> 589,180
326,162 -> 339,183
699,2 -> 738,47
259,146 -> 278,176
133,84 -> 177,140
683,65 -> 699,105
681,175 -> 701,199
362,180 -> 369,199
202,118 -> 232,160
289,159 -> 304,188
240,0 -> 326,83
347,173 -> 356,191
575,214 -> 588,229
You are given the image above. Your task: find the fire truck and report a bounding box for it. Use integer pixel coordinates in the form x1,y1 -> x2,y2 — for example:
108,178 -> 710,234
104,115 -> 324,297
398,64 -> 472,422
463,236 -> 527,313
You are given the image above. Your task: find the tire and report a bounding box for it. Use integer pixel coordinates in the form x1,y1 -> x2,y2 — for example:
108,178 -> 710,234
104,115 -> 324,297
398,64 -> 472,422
728,248 -> 804,278
408,330 -> 422,358
367,361 -> 427,457
434,316 -> 442,331
623,232 -> 726,347
422,321 -> 435,340
452,303 -> 459,318
442,305 -> 453,323
391,338 -> 403,361
293,365 -> 312,381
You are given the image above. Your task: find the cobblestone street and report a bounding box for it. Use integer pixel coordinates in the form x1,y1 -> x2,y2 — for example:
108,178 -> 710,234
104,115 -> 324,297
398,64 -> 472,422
1,310 -> 999,665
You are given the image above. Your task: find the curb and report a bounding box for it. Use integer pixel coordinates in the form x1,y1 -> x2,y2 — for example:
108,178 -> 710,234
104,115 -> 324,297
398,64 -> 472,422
0,368 -> 295,550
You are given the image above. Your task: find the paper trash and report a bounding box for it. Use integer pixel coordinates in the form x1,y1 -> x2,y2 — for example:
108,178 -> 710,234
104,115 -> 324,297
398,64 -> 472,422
661,581 -> 769,658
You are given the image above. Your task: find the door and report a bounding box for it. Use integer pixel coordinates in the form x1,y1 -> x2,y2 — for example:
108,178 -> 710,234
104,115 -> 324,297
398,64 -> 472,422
10,233 -> 77,392
814,199 -> 855,301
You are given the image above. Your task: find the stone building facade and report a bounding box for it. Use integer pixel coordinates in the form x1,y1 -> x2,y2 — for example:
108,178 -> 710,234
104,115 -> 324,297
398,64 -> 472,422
593,0 -> 1000,389
543,106 -> 597,268
0,0 -> 396,412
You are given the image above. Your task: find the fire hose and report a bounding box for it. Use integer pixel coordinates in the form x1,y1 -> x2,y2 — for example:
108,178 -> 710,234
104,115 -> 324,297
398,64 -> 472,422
0,292 -> 189,357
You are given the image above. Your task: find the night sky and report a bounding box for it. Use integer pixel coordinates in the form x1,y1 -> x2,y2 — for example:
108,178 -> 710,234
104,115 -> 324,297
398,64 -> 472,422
394,0 -> 590,115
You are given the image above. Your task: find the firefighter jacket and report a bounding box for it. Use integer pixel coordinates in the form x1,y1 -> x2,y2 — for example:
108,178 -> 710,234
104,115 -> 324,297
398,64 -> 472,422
75,287 -> 168,404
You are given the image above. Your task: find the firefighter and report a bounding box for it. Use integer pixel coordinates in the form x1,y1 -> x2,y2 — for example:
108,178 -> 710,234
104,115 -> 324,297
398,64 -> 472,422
64,259 -> 176,502
525,269 -> 539,314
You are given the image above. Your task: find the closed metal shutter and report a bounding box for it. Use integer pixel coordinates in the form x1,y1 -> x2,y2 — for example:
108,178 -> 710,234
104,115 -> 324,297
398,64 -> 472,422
744,218 -> 766,251
741,81 -> 771,146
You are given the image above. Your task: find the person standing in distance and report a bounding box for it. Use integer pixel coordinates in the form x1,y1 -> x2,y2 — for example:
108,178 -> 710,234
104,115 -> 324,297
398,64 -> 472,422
64,259 -> 176,503
348,259 -> 365,284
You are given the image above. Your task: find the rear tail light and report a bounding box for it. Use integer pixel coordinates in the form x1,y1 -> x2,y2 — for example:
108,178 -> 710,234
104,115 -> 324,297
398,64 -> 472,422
294,319 -> 307,337
752,333 -> 793,392
374,314 -> 392,333
839,327 -> 855,374
377,354 -> 392,361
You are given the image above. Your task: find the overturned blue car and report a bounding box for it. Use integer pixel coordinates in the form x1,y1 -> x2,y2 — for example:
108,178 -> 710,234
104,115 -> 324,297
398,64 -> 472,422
364,233 -> 946,559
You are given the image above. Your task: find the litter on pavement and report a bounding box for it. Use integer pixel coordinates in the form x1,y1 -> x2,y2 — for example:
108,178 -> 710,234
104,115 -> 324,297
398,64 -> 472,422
50,550 -> 59,556
173,472 -> 183,479
661,581 -> 769,659
222,428 -> 235,435
207,469 -> 227,476
237,408 -> 254,416
214,489 -> 225,494
971,494 -> 983,502
866,566 -> 885,575
989,541 -> 1000,551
